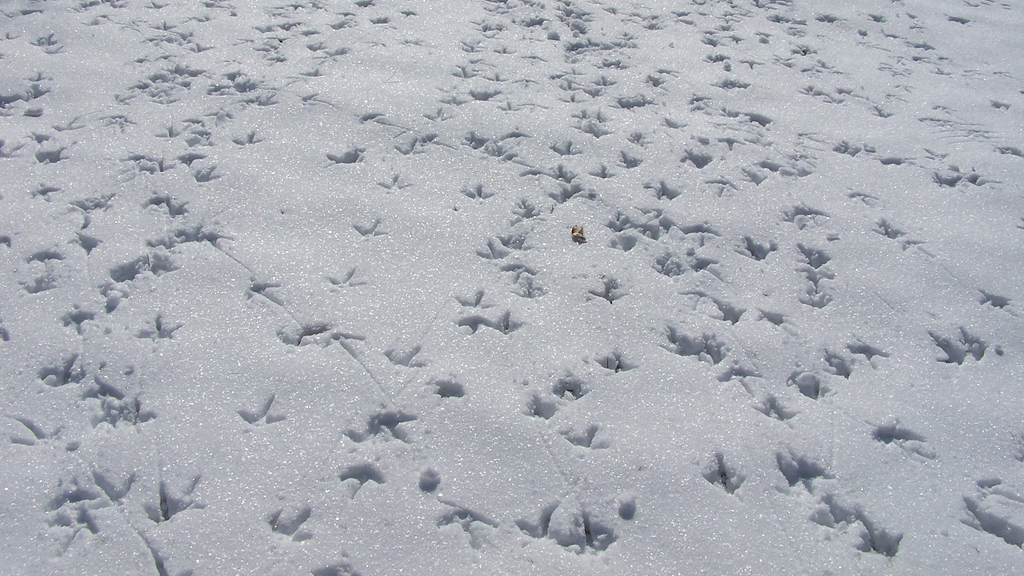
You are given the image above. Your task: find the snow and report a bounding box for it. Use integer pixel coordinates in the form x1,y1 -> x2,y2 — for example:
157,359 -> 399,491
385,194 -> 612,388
1,0 -> 1023,574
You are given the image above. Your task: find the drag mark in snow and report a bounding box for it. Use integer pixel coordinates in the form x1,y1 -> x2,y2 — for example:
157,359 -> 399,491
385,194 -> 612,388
7,416 -> 54,446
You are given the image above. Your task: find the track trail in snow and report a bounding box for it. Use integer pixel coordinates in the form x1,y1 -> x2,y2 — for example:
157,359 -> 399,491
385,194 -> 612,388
1,1 -> 1023,575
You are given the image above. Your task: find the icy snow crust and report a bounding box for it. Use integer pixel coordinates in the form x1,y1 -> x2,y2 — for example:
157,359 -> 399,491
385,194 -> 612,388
1,0 -> 1023,574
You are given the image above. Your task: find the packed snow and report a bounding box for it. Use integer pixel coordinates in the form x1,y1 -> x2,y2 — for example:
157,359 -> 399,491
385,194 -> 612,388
1,0 -> 1023,574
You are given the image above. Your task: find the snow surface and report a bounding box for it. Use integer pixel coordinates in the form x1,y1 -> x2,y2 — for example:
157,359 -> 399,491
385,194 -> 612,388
1,0 -> 1023,574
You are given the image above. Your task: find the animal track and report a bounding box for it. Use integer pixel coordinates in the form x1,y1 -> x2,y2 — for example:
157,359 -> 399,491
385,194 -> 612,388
384,345 -> 427,367
278,322 -> 333,347
327,148 -> 364,164
929,327 -> 988,364
755,395 -> 797,421
457,310 -> 521,334
38,354 -> 86,387
477,237 -> 511,260
739,236 -> 776,260
703,452 -> 743,495
847,342 -> 888,363
511,198 -> 540,220
516,499 -> 617,554
328,268 -> 367,289
964,479 -> 1024,548
587,276 -> 626,303
109,251 -> 178,282
685,291 -> 745,324
560,423 -> 608,448
338,463 -> 384,497
61,307 -> 95,335
47,475 -> 105,540
345,411 -> 416,442
717,362 -> 761,383
797,247 -> 835,309
783,204 -> 829,230
872,420 -> 934,458
789,371 -> 824,399
419,467 -> 442,492
528,391 -> 561,420
35,146 -> 68,164
810,494 -> 902,557
430,378 -> 465,398
593,350 -> 635,373
644,180 -> 681,200
136,314 -> 181,340
312,561 -> 361,576
2,1 -> 1019,571
663,328 -> 727,365
438,501 -> 498,550
777,450 -> 831,491
683,148 -> 714,169
146,475 -> 204,523
238,393 -> 285,425
823,349 -> 853,379
461,183 -> 495,200
87,386 -> 156,427
798,244 -> 830,269
268,503 -> 312,541
21,271 -> 60,294
145,193 -> 189,217
148,223 -> 227,249
7,416 -> 56,446
551,140 -> 583,156
539,370 -> 587,403
979,291 -> 1011,310
353,218 -> 387,237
